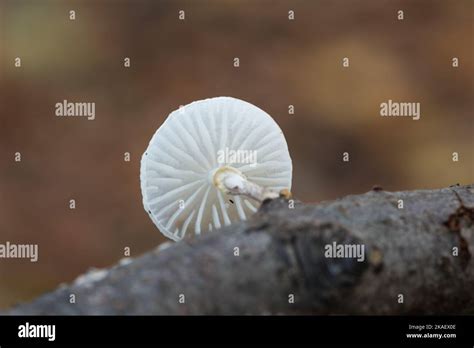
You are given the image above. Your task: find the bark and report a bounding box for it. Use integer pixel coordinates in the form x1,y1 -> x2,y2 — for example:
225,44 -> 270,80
5,184 -> 474,315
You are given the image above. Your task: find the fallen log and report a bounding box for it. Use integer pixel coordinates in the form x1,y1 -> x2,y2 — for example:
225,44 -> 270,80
5,184 -> 474,315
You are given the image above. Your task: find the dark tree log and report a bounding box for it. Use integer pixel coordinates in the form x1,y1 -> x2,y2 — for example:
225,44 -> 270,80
5,184 -> 474,315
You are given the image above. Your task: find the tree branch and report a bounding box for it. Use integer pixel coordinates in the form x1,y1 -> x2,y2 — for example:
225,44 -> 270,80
6,184 -> 474,315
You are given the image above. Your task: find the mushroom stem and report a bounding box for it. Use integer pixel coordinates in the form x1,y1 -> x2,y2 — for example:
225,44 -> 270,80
212,166 -> 279,203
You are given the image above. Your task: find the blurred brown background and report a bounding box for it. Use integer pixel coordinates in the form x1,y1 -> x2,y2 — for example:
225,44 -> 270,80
0,0 -> 472,309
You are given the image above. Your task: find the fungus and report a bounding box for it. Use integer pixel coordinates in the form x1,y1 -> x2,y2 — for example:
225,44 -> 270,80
140,97 -> 292,241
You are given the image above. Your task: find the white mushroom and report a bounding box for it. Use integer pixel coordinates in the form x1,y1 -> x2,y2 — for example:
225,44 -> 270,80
140,96 -> 292,241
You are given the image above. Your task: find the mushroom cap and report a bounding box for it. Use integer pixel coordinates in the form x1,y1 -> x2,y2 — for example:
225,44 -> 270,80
140,96 -> 292,241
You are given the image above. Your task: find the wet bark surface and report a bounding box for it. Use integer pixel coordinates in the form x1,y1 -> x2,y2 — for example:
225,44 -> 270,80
6,185 -> 474,315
